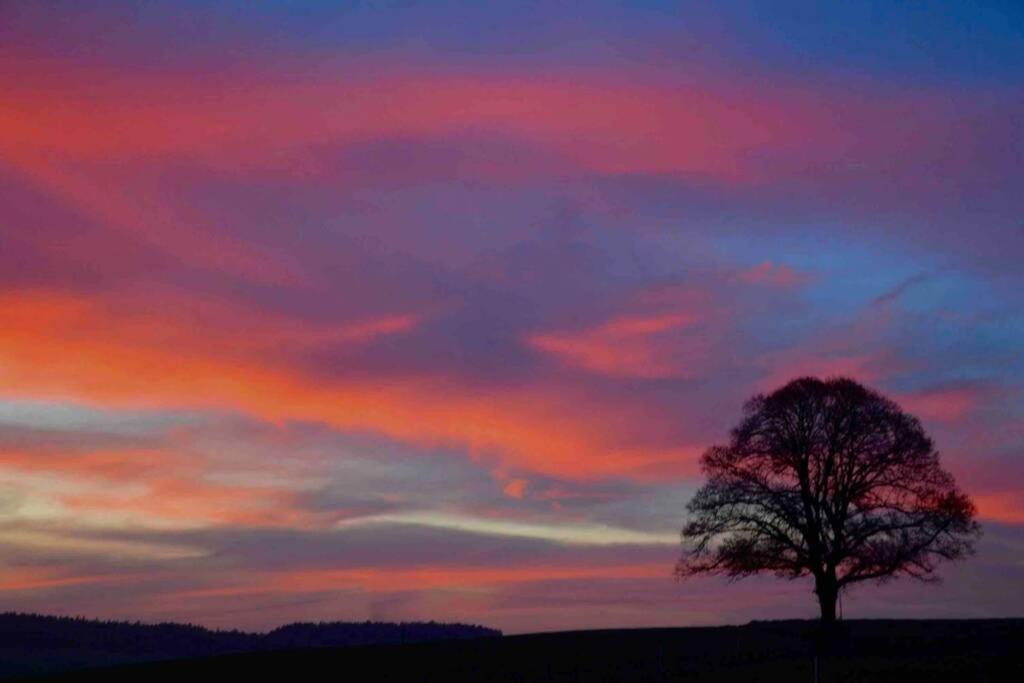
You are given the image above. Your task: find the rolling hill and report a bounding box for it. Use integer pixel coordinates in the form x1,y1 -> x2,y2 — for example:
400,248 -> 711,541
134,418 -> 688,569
8,617 -> 1024,682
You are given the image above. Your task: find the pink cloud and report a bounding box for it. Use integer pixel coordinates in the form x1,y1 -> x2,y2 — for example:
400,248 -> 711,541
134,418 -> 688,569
0,290 -> 703,483
974,491 -> 1024,525
502,478 -> 529,499
3,56 -> 987,191
735,261 -> 808,288
527,312 -> 700,379
754,353 -> 895,393
0,566 -> 128,593
898,383 -> 993,423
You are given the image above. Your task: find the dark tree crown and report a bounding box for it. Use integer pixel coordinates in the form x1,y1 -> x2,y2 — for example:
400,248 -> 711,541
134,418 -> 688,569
678,377 -> 979,613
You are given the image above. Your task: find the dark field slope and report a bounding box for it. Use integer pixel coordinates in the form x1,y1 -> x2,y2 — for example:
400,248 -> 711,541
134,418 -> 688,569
0,613 -> 497,679
28,619 -> 1024,682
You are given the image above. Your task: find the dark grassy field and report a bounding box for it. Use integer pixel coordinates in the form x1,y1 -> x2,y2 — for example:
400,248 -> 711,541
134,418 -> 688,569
22,619 -> 1024,682
0,614 -> 496,679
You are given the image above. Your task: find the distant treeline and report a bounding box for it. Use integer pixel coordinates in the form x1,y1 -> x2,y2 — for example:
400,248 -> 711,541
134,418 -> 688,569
0,612 -> 500,678
11,618 -> 1024,682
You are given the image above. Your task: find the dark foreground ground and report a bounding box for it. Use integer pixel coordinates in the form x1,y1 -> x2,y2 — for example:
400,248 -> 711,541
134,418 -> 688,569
18,619 -> 1024,682
0,614 -> 495,679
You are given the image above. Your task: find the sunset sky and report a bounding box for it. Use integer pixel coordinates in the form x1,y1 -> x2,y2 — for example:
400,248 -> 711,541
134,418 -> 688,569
1,1 -> 1023,633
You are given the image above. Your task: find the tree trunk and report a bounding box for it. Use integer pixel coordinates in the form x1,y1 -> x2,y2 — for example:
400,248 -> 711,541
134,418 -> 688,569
818,589 -> 836,623
815,575 -> 841,658
815,576 -> 838,624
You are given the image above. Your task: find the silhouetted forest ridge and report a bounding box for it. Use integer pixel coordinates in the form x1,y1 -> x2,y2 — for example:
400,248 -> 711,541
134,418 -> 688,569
18,618 -> 1024,682
0,612 -> 500,678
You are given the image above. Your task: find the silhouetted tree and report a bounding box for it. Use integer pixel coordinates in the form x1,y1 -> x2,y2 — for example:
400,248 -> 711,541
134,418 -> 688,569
677,377 -> 980,623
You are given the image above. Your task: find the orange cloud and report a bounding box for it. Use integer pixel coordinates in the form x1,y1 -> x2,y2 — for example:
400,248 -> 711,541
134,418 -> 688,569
974,491 -> 1024,525
0,290 -> 699,483
527,313 -> 698,379
0,447 -> 315,529
501,479 -> 529,500
61,477 -> 309,529
0,448 -> 173,482
171,563 -> 668,599
0,565 -> 127,593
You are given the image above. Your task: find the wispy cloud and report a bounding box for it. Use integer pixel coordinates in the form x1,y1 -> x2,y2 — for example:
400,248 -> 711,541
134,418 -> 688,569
335,511 -> 679,547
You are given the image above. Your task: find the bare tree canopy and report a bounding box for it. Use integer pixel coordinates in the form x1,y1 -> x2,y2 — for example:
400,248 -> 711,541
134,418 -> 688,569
677,377 -> 980,622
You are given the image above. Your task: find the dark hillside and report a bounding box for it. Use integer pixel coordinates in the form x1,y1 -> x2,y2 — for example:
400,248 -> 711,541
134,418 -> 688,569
264,621 -> 498,648
25,619 -> 1024,682
0,613 -> 497,679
